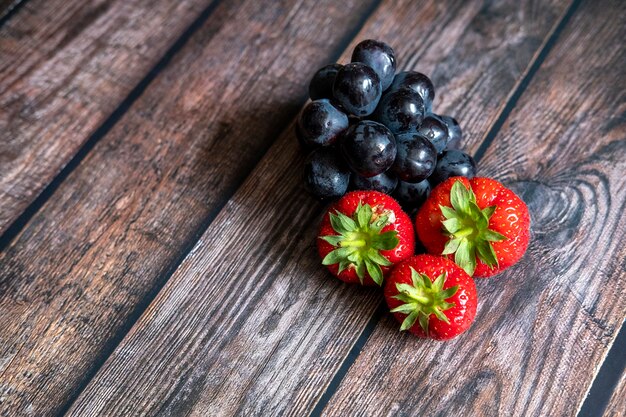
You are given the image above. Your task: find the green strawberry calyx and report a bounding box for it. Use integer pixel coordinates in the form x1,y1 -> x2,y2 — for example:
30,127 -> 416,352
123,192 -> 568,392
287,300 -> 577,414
320,202 -> 399,286
440,180 -> 507,276
391,267 -> 459,334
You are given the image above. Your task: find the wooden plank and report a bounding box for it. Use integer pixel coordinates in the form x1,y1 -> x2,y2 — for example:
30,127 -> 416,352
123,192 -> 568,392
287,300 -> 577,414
605,371 -> 626,417
64,0 -> 571,415
0,0 -> 216,236
0,1 -> 378,415
322,1 -> 626,416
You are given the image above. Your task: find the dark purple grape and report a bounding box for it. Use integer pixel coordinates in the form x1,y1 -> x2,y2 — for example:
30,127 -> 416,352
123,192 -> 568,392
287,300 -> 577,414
432,149 -> 476,184
340,120 -> 396,177
297,99 -> 348,147
392,132 -> 437,182
393,179 -> 431,214
304,148 -> 350,200
333,63 -> 382,116
417,114 -> 449,154
309,64 -> 342,100
372,88 -> 425,134
351,171 -> 397,194
389,71 -> 435,112
439,115 -> 463,150
351,39 -> 396,90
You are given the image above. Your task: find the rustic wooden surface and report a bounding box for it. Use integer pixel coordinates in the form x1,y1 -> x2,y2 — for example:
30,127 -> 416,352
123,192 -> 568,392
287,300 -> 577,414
0,0 -> 379,415
64,0 -> 585,415
0,0 -> 217,236
322,1 -> 626,416
1,0 -> 624,416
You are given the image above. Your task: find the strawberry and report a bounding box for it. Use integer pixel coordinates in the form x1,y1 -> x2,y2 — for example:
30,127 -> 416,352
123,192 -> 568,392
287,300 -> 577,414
318,191 -> 414,286
385,254 -> 477,339
416,177 -> 530,277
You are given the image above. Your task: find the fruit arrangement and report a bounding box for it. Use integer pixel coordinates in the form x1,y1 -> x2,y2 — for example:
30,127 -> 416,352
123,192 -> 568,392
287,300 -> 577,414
299,39 -> 475,214
301,40 -> 531,340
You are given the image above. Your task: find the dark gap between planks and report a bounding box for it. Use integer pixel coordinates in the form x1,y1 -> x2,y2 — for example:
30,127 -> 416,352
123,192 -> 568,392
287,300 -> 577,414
0,0 -> 27,28
308,0 -> 590,415
578,321 -> 626,417
53,1 -> 384,416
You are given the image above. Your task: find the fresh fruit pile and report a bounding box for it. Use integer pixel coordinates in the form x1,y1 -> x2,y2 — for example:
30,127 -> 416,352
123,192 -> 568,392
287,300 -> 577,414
299,39 -> 475,214
304,40 -> 531,340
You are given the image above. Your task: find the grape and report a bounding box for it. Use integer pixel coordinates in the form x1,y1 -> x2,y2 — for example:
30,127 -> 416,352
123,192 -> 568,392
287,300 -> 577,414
351,39 -> 396,90
432,149 -> 476,184
393,179 -> 431,213
309,64 -> 342,100
392,132 -> 437,182
417,114 -> 449,154
372,88 -> 425,134
333,63 -> 382,116
439,115 -> 463,150
304,148 -> 350,199
297,99 -> 348,147
351,171 -> 397,194
389,71 -> 435,111
340,120 -> 396,177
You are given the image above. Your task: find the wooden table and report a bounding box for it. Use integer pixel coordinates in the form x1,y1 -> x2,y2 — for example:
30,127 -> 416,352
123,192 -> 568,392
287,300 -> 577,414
1,0 -> 624,415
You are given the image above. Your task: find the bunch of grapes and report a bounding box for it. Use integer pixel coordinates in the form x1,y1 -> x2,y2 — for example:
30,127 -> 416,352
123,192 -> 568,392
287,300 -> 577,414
298,39 -> 476,213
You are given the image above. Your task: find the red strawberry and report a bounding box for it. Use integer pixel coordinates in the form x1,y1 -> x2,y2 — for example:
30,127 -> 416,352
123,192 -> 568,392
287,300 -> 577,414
318,191 -> 414,286
416,177 -> 530,277
385,254 -> 477,339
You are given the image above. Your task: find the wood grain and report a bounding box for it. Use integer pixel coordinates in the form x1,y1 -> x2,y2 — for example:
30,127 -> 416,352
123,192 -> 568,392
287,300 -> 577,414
0,0 -> 378,415
64,0 -> 571,415
605,370 -> 626,417
323,1 -> 626,416
0,0 -> 215,236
